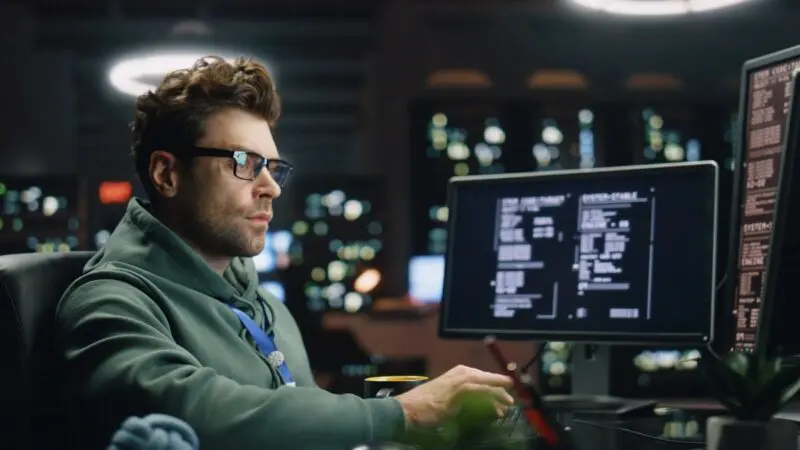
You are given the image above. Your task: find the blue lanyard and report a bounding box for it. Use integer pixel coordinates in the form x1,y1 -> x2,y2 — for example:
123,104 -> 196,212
229,305 -> 295,386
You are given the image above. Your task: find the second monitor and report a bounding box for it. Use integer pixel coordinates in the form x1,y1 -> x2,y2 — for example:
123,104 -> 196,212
440,162 -> 719,345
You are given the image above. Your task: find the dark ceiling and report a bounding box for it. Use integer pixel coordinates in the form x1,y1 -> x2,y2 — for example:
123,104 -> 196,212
18,0 -> 793,19
21,0 -> 548,19
4,0 -> 384,176
5,0 -> 796,178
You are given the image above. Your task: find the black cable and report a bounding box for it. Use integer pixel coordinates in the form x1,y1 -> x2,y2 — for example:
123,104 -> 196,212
571,418 -> 704,447
715,274 -> 727,293
703,342 -> 723,362
560,275 -> 728,447
521,344 -> 545,373
693,272 -> 726,363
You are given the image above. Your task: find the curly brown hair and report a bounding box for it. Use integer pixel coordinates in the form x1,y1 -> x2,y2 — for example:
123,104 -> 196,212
130,55 -> 281,201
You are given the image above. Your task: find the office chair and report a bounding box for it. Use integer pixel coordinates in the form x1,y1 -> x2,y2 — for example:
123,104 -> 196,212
0,251 -> 94,450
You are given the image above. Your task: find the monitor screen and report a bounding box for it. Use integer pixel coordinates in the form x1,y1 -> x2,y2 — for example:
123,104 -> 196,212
759,72 -> 800,359
260,281 -> 286,303
408,255 -> 445,303
440,162 -> 718,344
727,45 -> 800,352
253,230 -> 293,274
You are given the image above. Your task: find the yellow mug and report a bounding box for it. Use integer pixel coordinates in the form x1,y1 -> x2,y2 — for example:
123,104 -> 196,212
364,375 -> 429,398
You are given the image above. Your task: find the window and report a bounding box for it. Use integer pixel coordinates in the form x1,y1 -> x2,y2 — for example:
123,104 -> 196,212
290,179 -> 385,313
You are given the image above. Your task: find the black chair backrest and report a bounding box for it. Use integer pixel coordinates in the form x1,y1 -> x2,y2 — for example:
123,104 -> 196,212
0,251 -> 94,450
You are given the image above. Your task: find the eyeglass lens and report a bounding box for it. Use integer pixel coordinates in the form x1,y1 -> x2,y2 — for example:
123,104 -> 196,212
234,152 -> 292,187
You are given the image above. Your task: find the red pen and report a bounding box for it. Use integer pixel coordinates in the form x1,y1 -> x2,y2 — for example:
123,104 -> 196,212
484,336 -> 560,447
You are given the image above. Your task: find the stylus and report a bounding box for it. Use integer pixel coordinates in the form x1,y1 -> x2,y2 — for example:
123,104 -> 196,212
484,336 -> 560,446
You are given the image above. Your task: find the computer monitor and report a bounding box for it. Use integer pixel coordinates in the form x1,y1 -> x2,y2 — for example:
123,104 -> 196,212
260,281 -> 287,303
408,255 -> 445,303
726,45 -> 800,352
439,162 -> 718,345
758,72 -> 800,359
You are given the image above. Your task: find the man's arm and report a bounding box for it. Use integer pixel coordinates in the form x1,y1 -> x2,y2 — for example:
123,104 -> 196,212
57,279 -> 404,450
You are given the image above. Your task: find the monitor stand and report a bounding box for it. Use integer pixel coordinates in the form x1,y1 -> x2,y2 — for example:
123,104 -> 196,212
542,344 -> 657,417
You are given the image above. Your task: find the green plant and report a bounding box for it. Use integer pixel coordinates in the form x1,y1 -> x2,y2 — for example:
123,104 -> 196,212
396,392 -> 528,450
701,350 -> 800,421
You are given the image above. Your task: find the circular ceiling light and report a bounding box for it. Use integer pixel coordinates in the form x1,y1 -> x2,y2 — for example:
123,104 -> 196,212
568,0 -> 756,16
108,53 -> 237,97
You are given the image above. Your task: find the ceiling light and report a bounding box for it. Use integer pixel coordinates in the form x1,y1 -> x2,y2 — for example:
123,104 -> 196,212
568,0 -> 756,16
108,53 -> 237,97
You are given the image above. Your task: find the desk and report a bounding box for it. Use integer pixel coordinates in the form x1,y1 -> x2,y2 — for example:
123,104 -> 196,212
657,398 -> 800,423
374,402 -> 800,450
566,414 -> 705,450
556,400 -> 800,450
429,412 -> 705,450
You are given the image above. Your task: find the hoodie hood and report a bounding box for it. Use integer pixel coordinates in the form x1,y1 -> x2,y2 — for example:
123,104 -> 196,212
87,198 -> 260,306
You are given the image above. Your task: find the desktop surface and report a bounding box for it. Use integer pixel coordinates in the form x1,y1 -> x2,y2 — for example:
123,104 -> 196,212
374,406 -> 710,450
440,163 -> 718,345
448,400 -> 800,450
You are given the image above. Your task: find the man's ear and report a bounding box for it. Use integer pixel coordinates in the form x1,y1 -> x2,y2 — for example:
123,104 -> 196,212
149,150 -> 181,199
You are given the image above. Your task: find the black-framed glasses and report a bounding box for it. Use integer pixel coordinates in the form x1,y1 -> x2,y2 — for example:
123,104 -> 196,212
169,146 -> 295,187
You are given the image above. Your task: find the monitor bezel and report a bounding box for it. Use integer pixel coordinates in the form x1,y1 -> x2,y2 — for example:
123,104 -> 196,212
756,72 -> 800,358
723,44 -> 800,352
439,161 -> 719,345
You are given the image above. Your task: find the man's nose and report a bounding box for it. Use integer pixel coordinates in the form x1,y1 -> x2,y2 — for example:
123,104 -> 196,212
254,168 -> 282,199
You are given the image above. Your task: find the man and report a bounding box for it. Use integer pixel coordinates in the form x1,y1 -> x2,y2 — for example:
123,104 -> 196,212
56,56 -> 513,450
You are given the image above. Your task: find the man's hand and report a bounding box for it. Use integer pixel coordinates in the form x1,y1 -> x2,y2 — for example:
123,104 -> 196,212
393,365 -> 514,428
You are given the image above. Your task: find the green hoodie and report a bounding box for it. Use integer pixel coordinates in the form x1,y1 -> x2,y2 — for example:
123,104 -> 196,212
56,198 -> 405,450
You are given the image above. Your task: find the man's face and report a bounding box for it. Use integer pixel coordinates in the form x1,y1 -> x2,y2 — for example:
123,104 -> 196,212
175,108 -> 282,259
